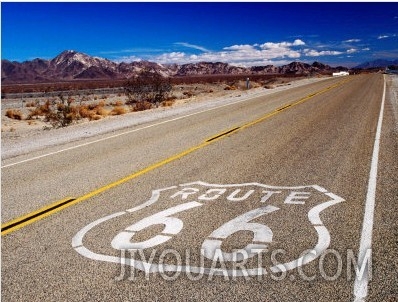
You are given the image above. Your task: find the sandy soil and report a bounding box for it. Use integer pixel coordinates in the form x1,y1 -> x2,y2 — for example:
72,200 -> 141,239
1,77 -> 327,160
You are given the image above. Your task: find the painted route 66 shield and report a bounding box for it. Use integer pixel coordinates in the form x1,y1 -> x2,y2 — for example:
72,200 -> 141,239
72,181 -> 344,277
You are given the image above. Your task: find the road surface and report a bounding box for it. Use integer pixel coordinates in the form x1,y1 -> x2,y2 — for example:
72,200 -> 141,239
2,74 -> 397,301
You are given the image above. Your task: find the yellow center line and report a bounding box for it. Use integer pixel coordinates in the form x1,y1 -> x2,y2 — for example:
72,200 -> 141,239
1,78 -> 350,236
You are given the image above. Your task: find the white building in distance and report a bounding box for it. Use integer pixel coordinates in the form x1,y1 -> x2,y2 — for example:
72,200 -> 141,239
332,71 -> 349,76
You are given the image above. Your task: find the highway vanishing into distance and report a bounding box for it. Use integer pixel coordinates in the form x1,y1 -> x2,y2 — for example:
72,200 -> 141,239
2,74 -> 397,301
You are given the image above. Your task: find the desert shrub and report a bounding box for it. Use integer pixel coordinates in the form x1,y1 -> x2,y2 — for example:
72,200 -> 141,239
124,68 -> 172,106
44,109 -> 73,128
88,102 -> 99,110
5,109 -> 23,120
26,95 -> 78,127
95,106 -> 109,117
131,101 -> 153,112
110,100 -> 124,106
110,106 -> 127,115
44,103 -> 75,128
25,100 -> 37,107
98,100 -> 106,107
182,91 -> 195,97
91,114 -> 102,120
161,99 -> 175,107
78,105 -> 106,120
78,105 -> 91,119
27,100 -> 52,119
264,85 -> 275,89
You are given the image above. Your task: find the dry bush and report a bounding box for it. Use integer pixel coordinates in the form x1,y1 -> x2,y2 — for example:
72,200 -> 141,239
98,100 -> 106,107
80,102 -> 109,119
182,91 -> 195,97
131,101 -> 153,112
224,85 -> 237,91
95,106 -> 109,117
25,101 -> 37,107
44,104 -> 80,128
5,109 -> 23,120
57,102 -> 65,111
161,100 -> 175,107
78,105 -> 91,119
27,100 -> 52,119
110,100 -> 124,106
110,106 -> 127,115
88,102 -> 99,110
78,105 -> 102,120
91,115 -> 102,120
67,105 -> 81,120
26,97 -> 77,127
124,69 -> 172,105
264,85 -> 275,89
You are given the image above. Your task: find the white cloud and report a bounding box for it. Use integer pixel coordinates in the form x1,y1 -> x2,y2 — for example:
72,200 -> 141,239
157,52 -> 187,61
293,39 -> 306,46
174,42 -> 210,52
344,39 -> 361,43
154,39 -> 304,66
110,38 -> 359,66
304,49 -> 343,57
260,39 -> 305,49
113,55 -> 142,63
223,44 -> 256,51
378,35 -> 389,39
100,47 -> 165,55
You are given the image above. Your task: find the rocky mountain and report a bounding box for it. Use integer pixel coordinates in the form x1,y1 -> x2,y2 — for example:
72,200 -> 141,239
44,50 -> 119,80
355,59 -> 398,69
175,62 -> 248,76
1,50 -> 344,84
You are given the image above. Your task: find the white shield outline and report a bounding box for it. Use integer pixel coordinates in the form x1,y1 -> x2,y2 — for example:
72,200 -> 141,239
72,181 -> 344,276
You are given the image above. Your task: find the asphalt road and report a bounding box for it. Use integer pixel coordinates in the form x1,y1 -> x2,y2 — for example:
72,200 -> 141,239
2,74 -> 397,301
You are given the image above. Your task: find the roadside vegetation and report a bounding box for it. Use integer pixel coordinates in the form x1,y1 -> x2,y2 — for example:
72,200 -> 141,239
124,68 -> 173,111
3,73 -> 302,129
4,69 -> 176,128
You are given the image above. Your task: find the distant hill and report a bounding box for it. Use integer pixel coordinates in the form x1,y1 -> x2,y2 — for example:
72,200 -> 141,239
355,59 -> 398,69
2,50 -> 348,84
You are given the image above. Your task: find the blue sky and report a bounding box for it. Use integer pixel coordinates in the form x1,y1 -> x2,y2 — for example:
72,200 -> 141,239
2,2 -> 398,67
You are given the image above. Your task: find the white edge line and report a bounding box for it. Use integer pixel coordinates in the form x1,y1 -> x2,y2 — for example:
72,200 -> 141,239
353,75 -> 386,301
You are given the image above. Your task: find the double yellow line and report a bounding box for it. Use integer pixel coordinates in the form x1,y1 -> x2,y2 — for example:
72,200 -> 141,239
1,78 -> 350,236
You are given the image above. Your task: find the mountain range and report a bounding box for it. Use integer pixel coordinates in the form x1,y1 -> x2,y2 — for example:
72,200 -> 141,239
2,50 -> 349,84
355,59 -> 398,69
